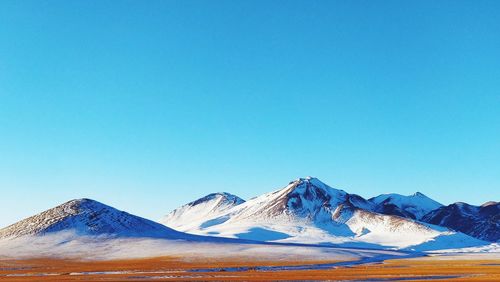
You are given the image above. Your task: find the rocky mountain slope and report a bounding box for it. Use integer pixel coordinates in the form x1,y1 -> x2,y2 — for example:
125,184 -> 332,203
422,201 -> 499,242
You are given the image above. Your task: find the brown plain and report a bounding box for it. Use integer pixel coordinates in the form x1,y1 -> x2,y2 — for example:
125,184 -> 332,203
0,255 -> 499,281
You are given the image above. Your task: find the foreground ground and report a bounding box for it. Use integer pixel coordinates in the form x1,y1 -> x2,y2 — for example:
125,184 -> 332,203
0,253 -> 499,281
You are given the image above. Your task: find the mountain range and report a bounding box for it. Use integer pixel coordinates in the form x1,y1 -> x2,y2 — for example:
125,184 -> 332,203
0,176 -> 497,257
161,177 -> 498,247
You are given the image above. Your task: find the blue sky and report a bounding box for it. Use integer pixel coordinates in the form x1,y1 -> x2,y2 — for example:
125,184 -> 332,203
0,1 -> 499,227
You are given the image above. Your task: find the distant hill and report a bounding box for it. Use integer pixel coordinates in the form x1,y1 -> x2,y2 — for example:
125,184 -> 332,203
0,198 -> 187,239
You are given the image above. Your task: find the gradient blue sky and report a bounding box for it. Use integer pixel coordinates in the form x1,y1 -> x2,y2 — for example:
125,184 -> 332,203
0,1 -> 499,227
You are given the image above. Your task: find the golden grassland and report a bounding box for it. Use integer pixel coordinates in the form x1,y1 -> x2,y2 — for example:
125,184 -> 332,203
0,255 -> 499,281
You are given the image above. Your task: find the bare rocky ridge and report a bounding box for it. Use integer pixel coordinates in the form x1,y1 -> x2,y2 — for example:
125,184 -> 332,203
422,202 -> 500,242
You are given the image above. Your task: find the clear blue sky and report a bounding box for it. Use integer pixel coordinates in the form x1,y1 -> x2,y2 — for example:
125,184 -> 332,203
0,1 -> 499,227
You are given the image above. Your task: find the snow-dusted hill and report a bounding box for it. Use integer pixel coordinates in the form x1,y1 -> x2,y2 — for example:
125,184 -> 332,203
422,201 -> 499,242
161,177 -> 487,250
0,198 -> 187,239
161,192 -> 244,231
369,192 -> 443,220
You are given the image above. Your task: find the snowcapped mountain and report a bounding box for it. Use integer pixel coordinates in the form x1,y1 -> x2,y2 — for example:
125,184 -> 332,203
369,192 -> 443,220
0,198 -> 187,239
161,177 -> 486,250
161,192 -> 244,231
422,201 -> 499,242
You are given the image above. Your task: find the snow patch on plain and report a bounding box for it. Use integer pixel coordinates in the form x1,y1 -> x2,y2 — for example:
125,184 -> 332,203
0,231 -> 404,261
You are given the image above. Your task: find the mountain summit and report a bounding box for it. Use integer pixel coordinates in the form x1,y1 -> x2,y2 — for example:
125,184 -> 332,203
227,176 -> 372,220
369,192 -> 443,220
161,192 -> 244,231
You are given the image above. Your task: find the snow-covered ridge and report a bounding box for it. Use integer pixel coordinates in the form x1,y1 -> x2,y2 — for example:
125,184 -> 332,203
0,198 -> 185,239
369,192 -> 443,220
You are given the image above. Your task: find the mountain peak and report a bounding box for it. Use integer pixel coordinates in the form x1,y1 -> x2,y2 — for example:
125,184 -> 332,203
288,177 -> 345,193
454,202 -> 471,208
369,192 -> 443,220
190,192 -> 244,207
62,198 -> 105,210
70,198 -> 94,203
290,176 -> 316,185
282,177 -> 347,202
481,201 -> 498,207
254,176 -> 375,219
296,176 -> 324,183
161,192 -> 245,230
299,176 -> 317,181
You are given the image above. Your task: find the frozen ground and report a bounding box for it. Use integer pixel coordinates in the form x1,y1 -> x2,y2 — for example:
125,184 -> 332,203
0,231 -> 407,261
428,243 -> 500,255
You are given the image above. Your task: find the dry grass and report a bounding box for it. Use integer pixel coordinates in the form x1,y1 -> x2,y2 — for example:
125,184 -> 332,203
0,255 -> 498,281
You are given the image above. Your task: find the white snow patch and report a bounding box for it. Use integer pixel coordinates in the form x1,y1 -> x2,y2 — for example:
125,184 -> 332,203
0,231 -> 403,261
